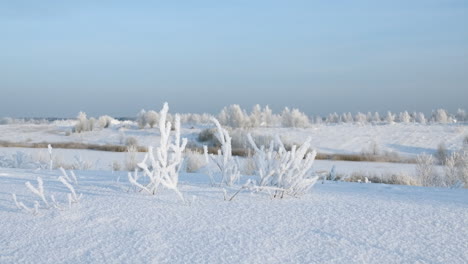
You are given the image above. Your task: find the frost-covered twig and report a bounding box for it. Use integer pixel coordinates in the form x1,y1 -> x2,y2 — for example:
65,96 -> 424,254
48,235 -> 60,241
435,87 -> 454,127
204,117 -> 240,186
247,133 -> 319,198
12,170 -> 81,215
129,103 -> 187,202
25,177 -> 50,207
12,194 -> 37,215
58,176 -> 81,203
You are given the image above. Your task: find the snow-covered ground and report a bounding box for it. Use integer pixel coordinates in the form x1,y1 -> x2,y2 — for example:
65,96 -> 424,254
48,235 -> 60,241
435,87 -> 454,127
0,168 -> 467,263
1,121 -> 467,263
0,122 -> 466,157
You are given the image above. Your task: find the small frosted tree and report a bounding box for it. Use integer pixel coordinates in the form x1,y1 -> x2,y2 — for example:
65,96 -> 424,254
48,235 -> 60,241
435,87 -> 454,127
416,112 -> 426,124
399,111 -> 411,123
263,105 -> 273,126
250,104 -> 263,127
385,111 -> 395,124
432,109 -> 450,124
128,103 -> 187,201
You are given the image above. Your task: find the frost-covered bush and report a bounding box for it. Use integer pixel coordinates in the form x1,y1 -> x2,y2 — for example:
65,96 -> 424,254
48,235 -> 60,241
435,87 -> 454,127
125,136 -> 138,147
435,143 -> 449,165
184,149 -> 207,173
136,109 -> 147,129
218,104 -> 249,128
385,111 -> 395,124
0,117 -> 13,125
98,115 -> 114,128
281,107 -> 310,128
74,112 -> 96,133
432,109 -> 451,124
0,151 -> 37,169
443,151 -> 468,188
326,112 -> 340,123
354,112 -> 367,124
125,146 -> 138,171
145,110 -> 159,128
415,112 -> 426,124
247,133 -> 319,198
456,109 -> 467,123
399,111 -> 411,123
415,154 -> 441,187
198,128 -> 220,146
204,118 -> 240,186
129,103 -> 187,201
340,112 -> 353,123
180,113 -> 213,124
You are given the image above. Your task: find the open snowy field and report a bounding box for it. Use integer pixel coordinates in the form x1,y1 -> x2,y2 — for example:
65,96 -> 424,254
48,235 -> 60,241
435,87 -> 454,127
1,168 -> 467,263
1,117 -> 467,264
0,121 -> 466,157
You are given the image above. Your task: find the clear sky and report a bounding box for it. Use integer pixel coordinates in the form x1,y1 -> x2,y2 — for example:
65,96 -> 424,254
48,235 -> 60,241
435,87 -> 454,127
1,0 -> 467,118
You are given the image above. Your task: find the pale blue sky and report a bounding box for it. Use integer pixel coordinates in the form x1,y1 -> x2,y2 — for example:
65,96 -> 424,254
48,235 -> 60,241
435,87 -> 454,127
1,1 -> 467,117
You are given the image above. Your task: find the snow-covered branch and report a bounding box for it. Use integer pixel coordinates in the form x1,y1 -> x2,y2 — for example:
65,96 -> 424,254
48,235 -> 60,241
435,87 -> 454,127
129,103 -> 187,202
247,134 -> 319,198
203,117 -> 240,186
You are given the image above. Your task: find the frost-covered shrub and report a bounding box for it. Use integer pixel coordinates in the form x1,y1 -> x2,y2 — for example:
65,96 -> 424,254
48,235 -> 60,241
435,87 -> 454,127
354,112 -> 367,124
340,112 -> 353,123
247,134 -> 319,198
281,107 -> 310,128
435,142 -> 449,165
74,112 -> 95,133
385,111 -> 395,124
0,151 -> 37,169
125,146 -> 138,171
71,155 -> 94,170
443,151 -> 468,188
456,109 -> 467,123
416,112 -> 426,124
125,137 -> 138,147
415,154 -> 440,187
0,117 -> 13,125
129,103 -> 187,201
326,112 -> 340,123
98,115 -> 114,128
432,109 -> 450,123
399,111 -> 411,123
198,128 -> 220,146
145,110 -> 159,128
111,160 -> 122,171
204,118 -> 240,186
184,149 -> 207,173
180,113 -> 213,124
136,109 -> 147,129
218,104 -> 249,128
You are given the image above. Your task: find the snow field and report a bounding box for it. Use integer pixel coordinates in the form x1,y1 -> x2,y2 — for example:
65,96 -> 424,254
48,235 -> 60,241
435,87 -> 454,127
1,169 -> 467,263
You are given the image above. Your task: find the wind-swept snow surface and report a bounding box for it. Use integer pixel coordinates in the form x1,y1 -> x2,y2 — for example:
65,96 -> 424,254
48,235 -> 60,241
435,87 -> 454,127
0,169 -> 467,263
